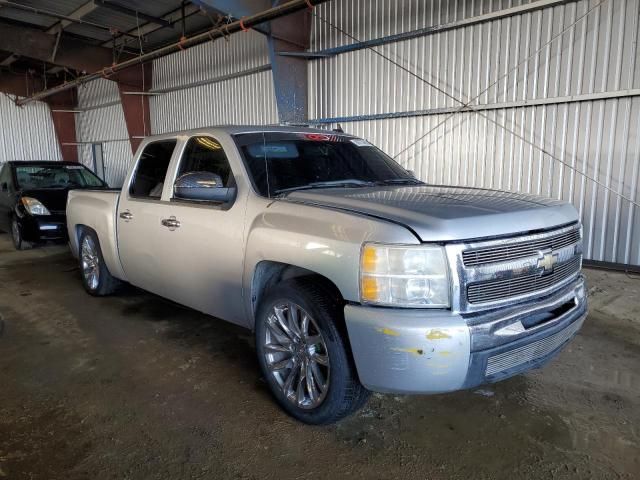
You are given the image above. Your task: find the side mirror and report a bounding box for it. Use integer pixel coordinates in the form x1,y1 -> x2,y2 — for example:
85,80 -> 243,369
1,182 -> 7,192
174,171 -> 236,203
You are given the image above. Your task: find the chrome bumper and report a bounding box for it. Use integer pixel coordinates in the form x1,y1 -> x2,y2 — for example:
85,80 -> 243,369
344,276 -> 587,394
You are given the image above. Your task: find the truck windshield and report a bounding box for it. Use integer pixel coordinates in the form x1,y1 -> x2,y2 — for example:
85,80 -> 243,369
234,132 -> 419,197
15,164 -> 105,190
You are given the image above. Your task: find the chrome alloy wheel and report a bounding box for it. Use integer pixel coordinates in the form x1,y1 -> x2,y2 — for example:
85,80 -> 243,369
81,236 -> 100,290
263,302 -> 330,409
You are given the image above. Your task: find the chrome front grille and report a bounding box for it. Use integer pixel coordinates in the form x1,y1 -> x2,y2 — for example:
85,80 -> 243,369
462,228 -> 581,266
467,257 -> 581,304
446,223 -> 583,313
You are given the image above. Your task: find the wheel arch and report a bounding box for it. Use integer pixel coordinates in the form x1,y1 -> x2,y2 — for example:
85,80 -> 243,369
249,261 -> 345,329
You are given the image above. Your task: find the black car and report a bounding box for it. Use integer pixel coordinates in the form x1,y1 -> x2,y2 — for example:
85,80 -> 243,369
0,161 -> 107,250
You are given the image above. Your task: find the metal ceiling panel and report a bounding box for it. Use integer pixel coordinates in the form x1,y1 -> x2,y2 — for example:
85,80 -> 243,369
0,8 -> 51,27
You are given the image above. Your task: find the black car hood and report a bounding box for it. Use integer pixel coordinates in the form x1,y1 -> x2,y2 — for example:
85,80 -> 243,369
20,188 -> 71,214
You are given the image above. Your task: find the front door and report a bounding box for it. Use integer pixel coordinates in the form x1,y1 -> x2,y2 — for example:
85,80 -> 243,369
148,135 -> 247,326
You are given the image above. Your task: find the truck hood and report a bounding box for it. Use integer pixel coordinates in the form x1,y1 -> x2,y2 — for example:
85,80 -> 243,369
284,185 -> 579,242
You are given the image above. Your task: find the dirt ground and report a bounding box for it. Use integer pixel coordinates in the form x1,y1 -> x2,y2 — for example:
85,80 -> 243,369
0,233 -> 638,480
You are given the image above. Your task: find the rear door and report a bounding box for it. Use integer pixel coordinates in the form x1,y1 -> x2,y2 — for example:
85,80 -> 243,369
146,134 -> 248,325
116,139 -> 179,295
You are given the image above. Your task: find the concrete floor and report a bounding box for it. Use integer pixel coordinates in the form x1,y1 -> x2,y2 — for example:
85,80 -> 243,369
0,233 -> 638,480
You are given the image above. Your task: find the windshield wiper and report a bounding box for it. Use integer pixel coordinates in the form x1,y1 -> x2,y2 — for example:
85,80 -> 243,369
274,179 -> 375,196
376,178 -> 425,186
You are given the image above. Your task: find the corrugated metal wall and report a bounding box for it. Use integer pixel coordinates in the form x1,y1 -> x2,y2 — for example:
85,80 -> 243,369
66,0 -> 639,266
75,79 -> 132,187
309,0 -> 640,266
72,30 -> 277,188
0,93 -> 61,165
150,30 -> 278,133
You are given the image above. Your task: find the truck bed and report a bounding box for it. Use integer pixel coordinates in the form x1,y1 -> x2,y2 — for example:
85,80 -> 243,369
66,189 -> 126,281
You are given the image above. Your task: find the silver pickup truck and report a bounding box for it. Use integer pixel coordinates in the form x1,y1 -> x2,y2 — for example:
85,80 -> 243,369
66,126 -> 587,424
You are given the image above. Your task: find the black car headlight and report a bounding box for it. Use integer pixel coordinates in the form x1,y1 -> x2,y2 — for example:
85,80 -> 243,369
21,197 -> 51,215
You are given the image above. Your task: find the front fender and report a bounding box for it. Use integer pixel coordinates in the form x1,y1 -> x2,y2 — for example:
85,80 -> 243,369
242,201 -> 420,326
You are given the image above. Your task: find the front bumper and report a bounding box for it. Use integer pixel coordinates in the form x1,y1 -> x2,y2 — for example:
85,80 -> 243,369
19,214 -> 68,242
344,276 -> 587,394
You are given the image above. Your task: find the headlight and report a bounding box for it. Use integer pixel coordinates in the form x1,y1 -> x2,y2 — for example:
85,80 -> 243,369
21,197 -> 50,215
360,243 -> 450,308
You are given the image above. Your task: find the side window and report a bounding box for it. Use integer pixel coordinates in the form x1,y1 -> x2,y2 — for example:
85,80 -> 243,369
129,140 -> 177,198
177,136 -> 233,187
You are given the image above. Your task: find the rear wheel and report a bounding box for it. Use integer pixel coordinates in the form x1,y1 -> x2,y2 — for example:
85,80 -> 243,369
256,279 -> 369,424
79,229 -> 120,296
11,218 -> 31,250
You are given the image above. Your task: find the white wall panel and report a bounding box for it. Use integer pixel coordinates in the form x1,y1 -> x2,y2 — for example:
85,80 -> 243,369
150,30 -> 276,133
153,30 -> 270,90
77,78 -> 120,107
151,69 -> 278,134
0,94 -> 61,164
310,0 -> 640,266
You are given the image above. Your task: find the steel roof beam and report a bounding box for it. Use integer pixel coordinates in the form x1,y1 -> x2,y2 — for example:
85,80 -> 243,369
45,1 -> 99,33
94,0 -> 172,28
0,0 -> 138,39
0,20 -> 130,72
190,0 -> 271,21
103,3 -> 201,50
0,70 -> 44,97
14,0 -> 329,107
189,0 -> 313,123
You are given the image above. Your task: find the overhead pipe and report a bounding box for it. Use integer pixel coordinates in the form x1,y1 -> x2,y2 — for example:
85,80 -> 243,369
16,0 -> 329,107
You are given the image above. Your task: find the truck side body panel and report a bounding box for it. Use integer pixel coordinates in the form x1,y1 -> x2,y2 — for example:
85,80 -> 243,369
66,189 -> 127,281
241,197 -> 420,328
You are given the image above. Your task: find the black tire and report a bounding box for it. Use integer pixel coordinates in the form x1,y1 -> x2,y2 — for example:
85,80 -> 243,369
11,218 -> 32,250
255,278 -> 370,424
78,228 -> 121,296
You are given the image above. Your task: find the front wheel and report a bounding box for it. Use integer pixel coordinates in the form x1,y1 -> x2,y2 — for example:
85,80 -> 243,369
79,229 -> 121,296
256,279 -> 369,424
11,218 -> 31,250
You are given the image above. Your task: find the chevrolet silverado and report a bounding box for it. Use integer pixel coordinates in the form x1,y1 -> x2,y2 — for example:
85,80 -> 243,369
66,126 -> 587,424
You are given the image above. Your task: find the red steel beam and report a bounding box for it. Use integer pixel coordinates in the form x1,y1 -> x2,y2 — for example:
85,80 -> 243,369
0,70 -> 45,97
45,89 -> 79,162
15,0 -> 330,106
117,63 -> 152,153
0,21 -> 127,73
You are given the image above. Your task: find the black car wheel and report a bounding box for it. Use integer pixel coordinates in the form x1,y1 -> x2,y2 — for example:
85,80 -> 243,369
11,218 -> 31,250
256,278 -> 370,424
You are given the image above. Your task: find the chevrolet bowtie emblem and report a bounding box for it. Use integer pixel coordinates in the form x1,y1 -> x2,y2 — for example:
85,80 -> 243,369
537,250 -> 558,273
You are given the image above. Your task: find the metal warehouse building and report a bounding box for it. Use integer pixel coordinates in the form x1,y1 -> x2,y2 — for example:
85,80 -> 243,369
0,0 -> 638,267
1,1 -> 640,478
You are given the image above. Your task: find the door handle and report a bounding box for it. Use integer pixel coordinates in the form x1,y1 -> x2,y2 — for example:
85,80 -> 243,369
119,211 -> 133,220
161,216 -> 180,230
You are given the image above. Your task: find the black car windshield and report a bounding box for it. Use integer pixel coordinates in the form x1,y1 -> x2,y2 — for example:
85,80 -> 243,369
14,164 -> 105,190
234,132 -> 419,197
